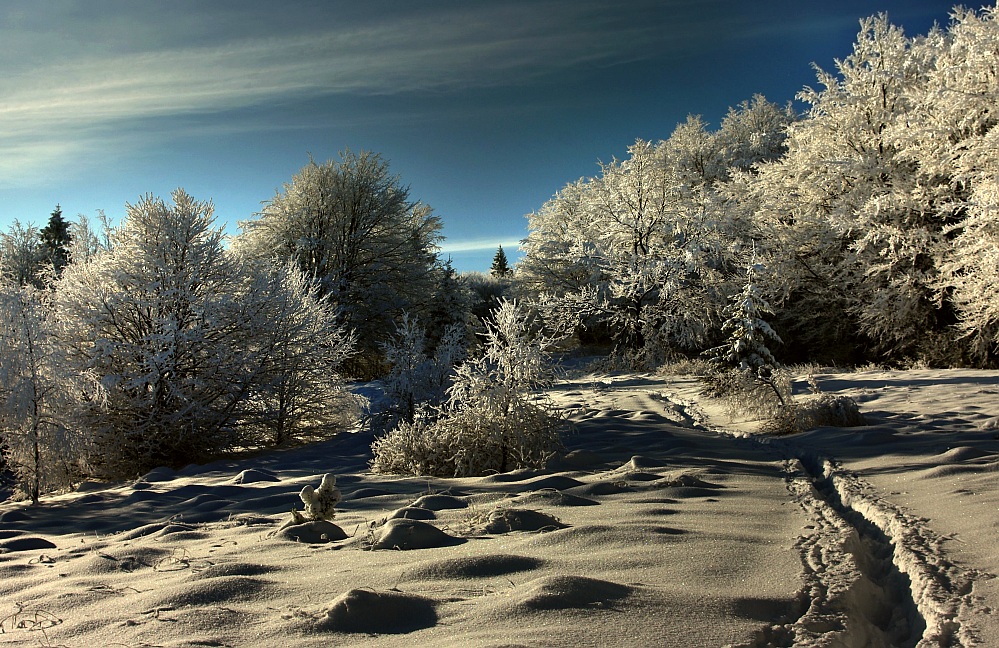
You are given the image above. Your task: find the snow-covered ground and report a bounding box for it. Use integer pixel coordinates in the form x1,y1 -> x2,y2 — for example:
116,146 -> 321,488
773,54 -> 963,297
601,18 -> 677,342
0,368 -> 996,647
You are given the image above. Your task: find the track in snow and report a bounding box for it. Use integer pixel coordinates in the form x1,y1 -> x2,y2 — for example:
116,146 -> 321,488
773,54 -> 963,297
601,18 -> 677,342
655,388 -> 978,647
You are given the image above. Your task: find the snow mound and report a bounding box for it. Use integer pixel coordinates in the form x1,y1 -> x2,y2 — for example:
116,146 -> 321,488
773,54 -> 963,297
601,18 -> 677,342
508,575 -> 632,610
403,554 -> 544,580
277,520 -> 348,543
478,508 -> 567,534
319,588 -> 437,633
371,518 -> 465,550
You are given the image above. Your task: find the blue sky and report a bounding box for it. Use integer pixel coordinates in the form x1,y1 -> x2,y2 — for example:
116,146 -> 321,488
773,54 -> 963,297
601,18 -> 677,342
0,0 -> 966,272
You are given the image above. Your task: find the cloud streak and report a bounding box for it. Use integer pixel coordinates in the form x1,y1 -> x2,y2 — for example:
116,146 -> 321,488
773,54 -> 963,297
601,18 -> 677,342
0,0 -> 689,181
439,239 -> 523,254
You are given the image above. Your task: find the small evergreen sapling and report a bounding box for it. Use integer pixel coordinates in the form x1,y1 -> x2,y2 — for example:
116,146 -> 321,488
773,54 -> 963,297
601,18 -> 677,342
705,262 -> 791,422
708,262 -> 783,380
293,473 -> 341,523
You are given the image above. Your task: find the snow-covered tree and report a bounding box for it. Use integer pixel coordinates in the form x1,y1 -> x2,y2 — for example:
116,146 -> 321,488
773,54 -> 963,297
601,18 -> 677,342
734,8 -> 999,366
423,258 -> 472,351
298,473 -> 341,521
55,191 -> 244,476
53,190 -> 356,477
380,314 -> 465,426
448,299 -> 560,414
66,212 -> 106,266
706,262 -> 782,377
0,221 -> 47,287
714,94 -> 794,175
702,262 -> 793,424
744,14 -> 967,364
0,281 -> 94,502
381,314 -> 428,425
238,262 -> 358,446
520,97 -> 792,363
234,151 -> 443,377
891,5 -> 999,363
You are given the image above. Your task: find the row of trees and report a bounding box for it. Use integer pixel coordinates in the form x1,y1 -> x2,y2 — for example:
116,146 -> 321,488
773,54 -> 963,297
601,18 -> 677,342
0,152 -> 472,500
519,6 -> 999,368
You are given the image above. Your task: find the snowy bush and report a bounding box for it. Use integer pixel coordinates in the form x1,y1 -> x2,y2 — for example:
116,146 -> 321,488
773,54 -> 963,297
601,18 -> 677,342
378,314 -> 465,427
370,401 -> 560,477
793,393 -> 866,430
371,299 -> 564,477
705,367 -> 793,424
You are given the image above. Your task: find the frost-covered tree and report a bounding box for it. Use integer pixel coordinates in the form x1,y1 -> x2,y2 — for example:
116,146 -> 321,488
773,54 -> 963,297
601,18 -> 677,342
297,473 -> 341,522
55,191 -> 247,476
238,262 -> 358,446
448,299 -> 560,415
381,314 -> 428,425
53,190 -> 355,477
706,262 -> 782,377
891,5 -> 999,363
66,212 -> 106,266
423,258 -> 472,351
520,97 -> 792,363
714,95 -> 794,175
0,281 -> 94,502
0,221 -> 47,288
234,151 -> 443,376
738,8 -> 999,366
745,14 -> 966,364
703,262 -> 792,424
943,190 -> 999,361
380,314 -> 465,426
522,140 -> 679,354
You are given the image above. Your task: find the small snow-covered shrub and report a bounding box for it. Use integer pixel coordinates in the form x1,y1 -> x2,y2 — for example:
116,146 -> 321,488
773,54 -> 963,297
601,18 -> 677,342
794,394 -> 866,430
657,356 -> 713,377
371,299 -> 564,477
755,390 -> 865,436
716,367 -> 793,422
370,399 -> 561,477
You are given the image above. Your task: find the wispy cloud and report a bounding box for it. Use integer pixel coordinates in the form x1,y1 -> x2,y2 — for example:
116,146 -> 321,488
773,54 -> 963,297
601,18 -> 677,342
439,239 -> 523,254
0,0 -> 686,182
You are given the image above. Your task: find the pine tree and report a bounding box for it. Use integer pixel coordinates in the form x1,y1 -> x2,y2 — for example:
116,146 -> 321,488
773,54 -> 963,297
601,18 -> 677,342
707,262 -> 782,377
490,245 -> 511,278
39,205 -> 72,277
